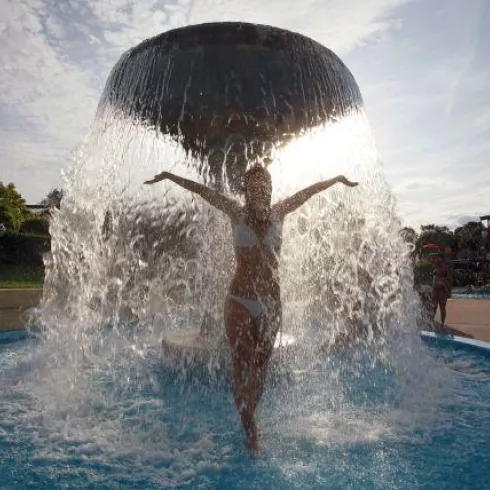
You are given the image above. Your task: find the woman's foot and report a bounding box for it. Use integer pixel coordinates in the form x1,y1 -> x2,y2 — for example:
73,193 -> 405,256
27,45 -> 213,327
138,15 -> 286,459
246,433 -> 261,455
245,421 -> 260,454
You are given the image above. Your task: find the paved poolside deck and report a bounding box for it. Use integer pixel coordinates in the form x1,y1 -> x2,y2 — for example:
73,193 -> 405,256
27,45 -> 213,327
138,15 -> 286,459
436,298 -> 490,341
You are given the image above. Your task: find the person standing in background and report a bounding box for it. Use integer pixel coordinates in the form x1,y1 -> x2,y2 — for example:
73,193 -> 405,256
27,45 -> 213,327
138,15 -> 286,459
429,252 -> 453,328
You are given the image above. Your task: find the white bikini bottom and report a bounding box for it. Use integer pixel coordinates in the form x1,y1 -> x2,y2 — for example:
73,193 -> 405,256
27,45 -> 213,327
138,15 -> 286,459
227,294 -> 276,319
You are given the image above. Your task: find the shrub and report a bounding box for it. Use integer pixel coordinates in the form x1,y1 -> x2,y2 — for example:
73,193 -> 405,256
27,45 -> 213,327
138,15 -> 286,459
0,232 -> 51,266
453,269 -> 477,287
19,217 -> 50,235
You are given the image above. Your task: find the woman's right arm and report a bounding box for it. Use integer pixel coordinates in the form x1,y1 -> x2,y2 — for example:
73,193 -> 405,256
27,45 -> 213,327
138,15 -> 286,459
144,171 -> 240,218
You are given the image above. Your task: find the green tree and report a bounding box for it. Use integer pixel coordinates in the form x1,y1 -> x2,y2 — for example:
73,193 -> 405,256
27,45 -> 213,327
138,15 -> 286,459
40,188 -> 63,210
453,221 -> 483,260
0,182 -> 32,231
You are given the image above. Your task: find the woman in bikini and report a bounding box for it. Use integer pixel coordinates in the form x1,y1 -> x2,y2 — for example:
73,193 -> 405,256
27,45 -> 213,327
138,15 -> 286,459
145,165 -> 358,452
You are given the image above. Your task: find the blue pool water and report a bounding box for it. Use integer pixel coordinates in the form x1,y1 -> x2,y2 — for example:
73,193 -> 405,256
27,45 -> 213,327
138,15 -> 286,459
452,293 -> 490,300
451,288 -> 490,300
1,333 -> 489,489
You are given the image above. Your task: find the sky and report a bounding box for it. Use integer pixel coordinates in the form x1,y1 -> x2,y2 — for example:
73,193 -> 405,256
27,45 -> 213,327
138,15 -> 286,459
0,0 -> 488,229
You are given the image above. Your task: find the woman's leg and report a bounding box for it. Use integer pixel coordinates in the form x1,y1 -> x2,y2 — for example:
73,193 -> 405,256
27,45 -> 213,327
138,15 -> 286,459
431,294 -> 438,323
251,306 -> 281,416
439,297 -> 448,327
225,298 -> 260,451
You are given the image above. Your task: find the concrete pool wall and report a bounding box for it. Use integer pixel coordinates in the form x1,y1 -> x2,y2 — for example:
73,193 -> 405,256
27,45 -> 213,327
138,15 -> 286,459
0,289 -> 42,332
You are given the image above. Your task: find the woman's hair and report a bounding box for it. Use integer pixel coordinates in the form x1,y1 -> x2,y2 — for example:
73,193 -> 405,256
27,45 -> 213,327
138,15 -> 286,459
243,165 -> 272,191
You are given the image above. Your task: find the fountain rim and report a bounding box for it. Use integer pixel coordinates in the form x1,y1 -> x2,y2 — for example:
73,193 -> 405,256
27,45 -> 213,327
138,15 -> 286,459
2,329 -> 490,358
126,21 -> 345,60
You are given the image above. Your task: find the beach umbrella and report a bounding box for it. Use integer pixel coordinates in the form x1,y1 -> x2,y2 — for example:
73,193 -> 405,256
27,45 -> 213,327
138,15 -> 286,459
422,243 -> 443,251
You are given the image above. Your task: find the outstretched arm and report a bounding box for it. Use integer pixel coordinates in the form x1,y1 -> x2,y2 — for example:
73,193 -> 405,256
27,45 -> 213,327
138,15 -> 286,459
145,171 -> 240,218
273,175 -> 358,217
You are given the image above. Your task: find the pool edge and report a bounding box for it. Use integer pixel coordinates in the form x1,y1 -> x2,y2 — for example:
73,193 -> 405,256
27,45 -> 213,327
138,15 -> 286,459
421,330 -> 490,353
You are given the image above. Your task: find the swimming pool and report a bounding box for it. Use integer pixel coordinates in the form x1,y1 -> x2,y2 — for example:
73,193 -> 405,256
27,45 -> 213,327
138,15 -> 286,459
1,332 -> 489,489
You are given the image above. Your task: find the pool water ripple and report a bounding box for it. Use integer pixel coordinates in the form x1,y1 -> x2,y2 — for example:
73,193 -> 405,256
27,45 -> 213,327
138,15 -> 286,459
1,336 -> 489,489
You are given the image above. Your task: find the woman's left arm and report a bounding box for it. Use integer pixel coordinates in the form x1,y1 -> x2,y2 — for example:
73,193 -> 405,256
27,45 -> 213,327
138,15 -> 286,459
273,175 -> 358,218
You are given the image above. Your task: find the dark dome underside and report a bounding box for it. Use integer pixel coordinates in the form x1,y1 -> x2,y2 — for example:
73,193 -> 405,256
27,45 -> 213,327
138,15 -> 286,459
99,22 -> 363,163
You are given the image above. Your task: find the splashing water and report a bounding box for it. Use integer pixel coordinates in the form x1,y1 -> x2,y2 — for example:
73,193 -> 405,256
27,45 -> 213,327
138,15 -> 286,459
15,22 -> 457,486
33,107 -> 447,414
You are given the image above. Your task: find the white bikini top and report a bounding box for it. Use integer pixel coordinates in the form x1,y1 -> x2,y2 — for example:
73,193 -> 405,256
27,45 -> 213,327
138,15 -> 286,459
232,211 -> 283,255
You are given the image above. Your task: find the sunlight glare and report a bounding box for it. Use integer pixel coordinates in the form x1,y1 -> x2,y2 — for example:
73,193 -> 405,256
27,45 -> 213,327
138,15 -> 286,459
269,112 -> 374,200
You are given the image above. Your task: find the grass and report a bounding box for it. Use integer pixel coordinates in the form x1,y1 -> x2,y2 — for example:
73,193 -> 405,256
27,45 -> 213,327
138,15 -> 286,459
0,265 -> 44,289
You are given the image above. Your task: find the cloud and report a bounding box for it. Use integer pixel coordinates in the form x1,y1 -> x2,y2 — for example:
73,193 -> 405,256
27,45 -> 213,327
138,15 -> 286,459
186,0 -> 410,55
402,179 -> 449,193
448,214 -> 483,226
344,0 -> 490,229
0,0 -> 184,200
0,1 -> 99,196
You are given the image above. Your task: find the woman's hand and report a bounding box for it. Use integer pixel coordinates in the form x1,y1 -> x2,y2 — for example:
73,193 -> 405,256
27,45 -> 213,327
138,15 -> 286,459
337,175 -> 359,187
144,172 -> 169,185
